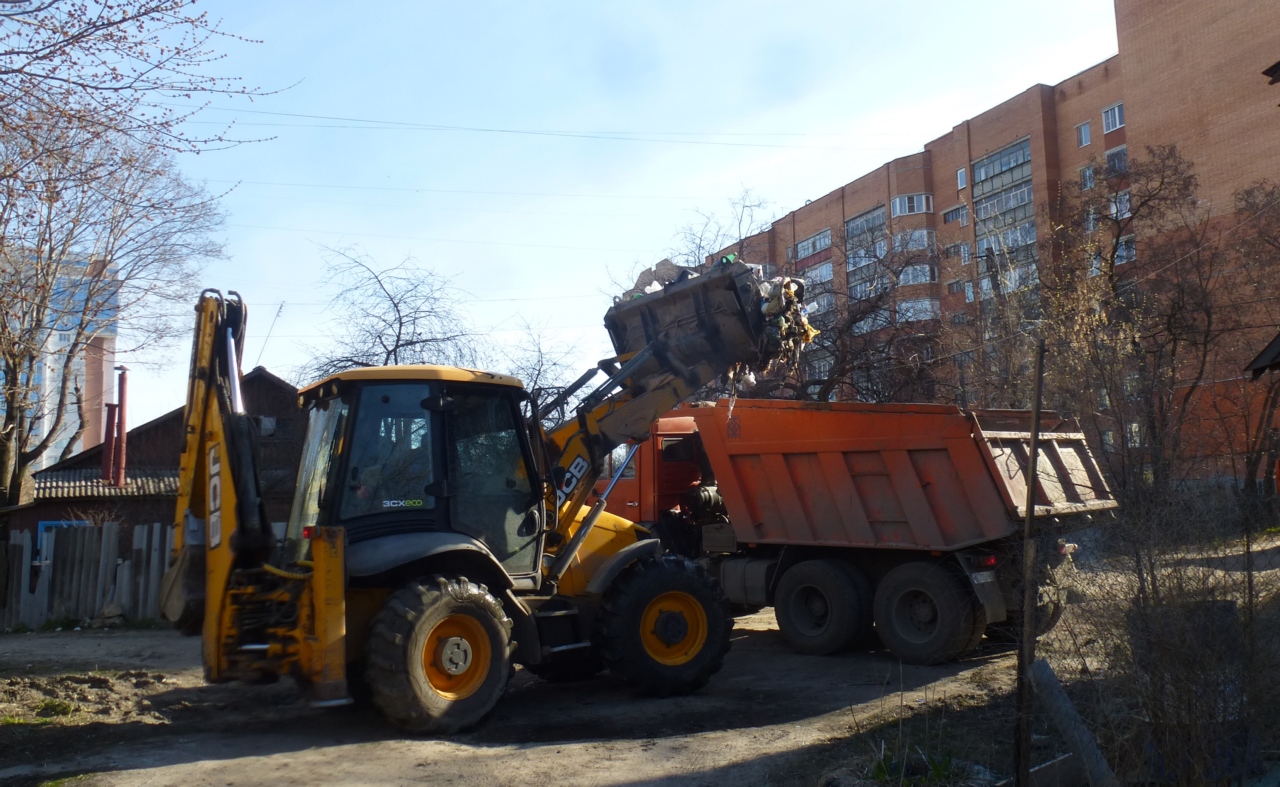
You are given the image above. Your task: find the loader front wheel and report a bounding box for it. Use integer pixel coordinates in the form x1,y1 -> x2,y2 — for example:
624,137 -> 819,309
596,555 -> 731,696
366,576 -> 513,734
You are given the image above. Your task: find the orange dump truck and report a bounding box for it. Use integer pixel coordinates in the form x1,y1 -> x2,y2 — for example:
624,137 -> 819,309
595,398 -> 1117,664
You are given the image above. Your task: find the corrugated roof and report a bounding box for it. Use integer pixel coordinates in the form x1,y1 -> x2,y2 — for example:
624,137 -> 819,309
34,467 -> 179,499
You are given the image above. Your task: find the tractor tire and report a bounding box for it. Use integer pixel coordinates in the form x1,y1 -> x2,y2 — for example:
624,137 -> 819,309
595,555 -> 731,696
365,575 -> 513,734
873,562 -> 975,665
774,559 -> 873,655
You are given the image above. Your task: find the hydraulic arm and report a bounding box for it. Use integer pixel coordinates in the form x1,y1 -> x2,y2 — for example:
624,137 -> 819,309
160,291 -> 347,701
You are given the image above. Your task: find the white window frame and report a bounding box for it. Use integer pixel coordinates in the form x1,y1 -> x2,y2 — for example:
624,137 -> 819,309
896,298 -> 940,323
943,205 -> 969,226
1116,235 -> 1136,265
1076,121 -> 1091,148
894,229 -> 936,253
898,264 -> 936,286
805,291 -> 835,315
890,193 -> 933,217
1109,190 -> 1132,220
851,308 -> 891,335
1080,165 -> 1095,191
1102,103 -> 1125,133
803,260 -> 834,287
956,167 -> 967,190
795,228 -> 832,260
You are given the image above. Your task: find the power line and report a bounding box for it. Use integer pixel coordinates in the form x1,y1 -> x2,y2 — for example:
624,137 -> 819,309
172,104 -> 869,150
224,222 -> 656,254
204,178 -> 717,201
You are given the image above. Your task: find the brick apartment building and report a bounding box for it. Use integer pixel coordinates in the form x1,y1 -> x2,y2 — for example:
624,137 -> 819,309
710,0 -> 1280,403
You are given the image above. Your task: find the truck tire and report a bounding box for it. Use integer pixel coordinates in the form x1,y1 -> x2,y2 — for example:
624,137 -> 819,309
873,562 -> 975,665
595,555 -> 731,696
774,559 -> 872,655
365,575 -> 513,734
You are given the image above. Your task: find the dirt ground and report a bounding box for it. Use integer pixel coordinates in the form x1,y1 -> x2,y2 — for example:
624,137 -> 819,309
0,612 -> 1024,787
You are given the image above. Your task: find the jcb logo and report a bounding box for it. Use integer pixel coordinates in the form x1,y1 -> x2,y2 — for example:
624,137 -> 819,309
382,499 -> 424,508
556,456 -> 590,507
208,445 -> 222,548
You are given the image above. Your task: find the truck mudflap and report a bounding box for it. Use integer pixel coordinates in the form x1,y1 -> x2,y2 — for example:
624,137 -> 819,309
955,551 -> 1008,624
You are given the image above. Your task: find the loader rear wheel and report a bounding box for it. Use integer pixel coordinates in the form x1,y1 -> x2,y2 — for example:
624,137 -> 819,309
774,559 -> 873,655
366,576 -> 513,734
873,562 -> 975,665
595,555 -> 731,696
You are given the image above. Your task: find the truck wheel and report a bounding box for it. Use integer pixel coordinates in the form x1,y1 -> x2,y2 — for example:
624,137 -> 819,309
365,576 -> 513,734
595,555 -> 731,696
774,559 -> 872,655
873,562 -> 975,665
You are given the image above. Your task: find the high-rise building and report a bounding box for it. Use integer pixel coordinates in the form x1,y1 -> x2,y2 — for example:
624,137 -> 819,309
712,0 -> 1279,400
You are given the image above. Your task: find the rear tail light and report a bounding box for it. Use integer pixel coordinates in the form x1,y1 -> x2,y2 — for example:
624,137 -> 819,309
976,554 -> 998,568
302,526 -> 315,540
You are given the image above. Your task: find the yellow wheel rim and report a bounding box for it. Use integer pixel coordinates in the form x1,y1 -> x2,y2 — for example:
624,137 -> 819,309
422,613 -> 492,700
639,591 -> 708,666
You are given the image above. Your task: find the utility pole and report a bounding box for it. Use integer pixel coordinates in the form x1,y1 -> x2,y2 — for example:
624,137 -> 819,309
1014,337 -> 1046,786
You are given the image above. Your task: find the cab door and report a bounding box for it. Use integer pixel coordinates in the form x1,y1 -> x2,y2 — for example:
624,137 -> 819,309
598,441 -> 644,519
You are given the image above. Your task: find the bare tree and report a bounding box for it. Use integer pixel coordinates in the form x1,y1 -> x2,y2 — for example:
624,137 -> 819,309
0,0 -> 261,151
297,247 -> 476,382
0,121 -> 223,506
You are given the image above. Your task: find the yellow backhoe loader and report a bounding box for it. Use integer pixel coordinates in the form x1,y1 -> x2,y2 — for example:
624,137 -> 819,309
159,259 -> 812,733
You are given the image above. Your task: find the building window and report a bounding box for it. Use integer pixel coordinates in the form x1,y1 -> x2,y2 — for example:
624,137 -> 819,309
806,354 -> 834,380
1102,103 -> 1125,133
1080,166 -> 1095,191
944,243 -> 972,263
971,138 -> 1031,194
851,308 -> 891,335
897,298 -> 940,323
952,313 -> 968,326
890,193 -> 933,217
849,272 -> 884,301
894,229 -> 936,253
806,292 -> 835,315
1109,190 -> 1131,220
957,167 -> 967,190
947,280 -> 965,295
1116,236 -> 1136,265
1076,121 -> 1091,148
1090,252 -> 1102,277
848,237 -> 888,269
973,181 -> 1033,221
796,228 -> 832,260
845,206 -> 886,238
1084,208 -> 1098,233
964,282 -> 975,302
1105,146 -> 1128,177
803,260 -> 833,286
898,264 -> 937,286
943,205 -> 969,225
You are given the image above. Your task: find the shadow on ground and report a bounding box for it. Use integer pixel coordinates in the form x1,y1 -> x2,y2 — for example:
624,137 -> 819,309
2,625 -> 1012,784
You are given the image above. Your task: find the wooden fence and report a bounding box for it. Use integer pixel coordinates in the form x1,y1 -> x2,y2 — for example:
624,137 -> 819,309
1,523 -> 175,630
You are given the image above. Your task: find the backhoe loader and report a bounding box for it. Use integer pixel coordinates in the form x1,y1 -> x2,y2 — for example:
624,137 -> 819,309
159,259 -> 813,733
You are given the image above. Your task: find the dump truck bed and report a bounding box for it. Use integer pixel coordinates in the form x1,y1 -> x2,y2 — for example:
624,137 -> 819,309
686,399 -> 1116,551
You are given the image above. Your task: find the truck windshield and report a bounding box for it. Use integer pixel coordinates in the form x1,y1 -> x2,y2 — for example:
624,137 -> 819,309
285,396 -> 350,551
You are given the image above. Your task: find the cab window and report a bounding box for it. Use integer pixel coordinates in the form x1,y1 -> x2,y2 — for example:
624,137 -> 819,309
340,385 -> 436,520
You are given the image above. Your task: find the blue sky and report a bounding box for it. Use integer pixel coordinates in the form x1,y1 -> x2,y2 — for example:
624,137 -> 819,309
126,0 -> 1120,423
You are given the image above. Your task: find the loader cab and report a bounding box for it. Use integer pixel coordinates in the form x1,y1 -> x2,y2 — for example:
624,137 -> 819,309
287,366 -> 544,577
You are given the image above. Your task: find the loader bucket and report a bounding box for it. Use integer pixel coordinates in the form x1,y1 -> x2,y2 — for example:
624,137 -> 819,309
603,260 -> 798,387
